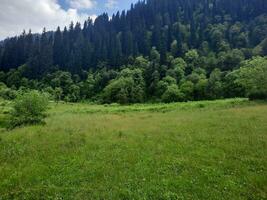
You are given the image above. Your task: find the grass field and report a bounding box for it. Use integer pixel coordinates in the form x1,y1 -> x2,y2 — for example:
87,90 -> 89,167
0,99 -> 267,199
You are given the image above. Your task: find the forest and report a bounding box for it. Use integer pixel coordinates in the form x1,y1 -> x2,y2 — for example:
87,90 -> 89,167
0,0 -> 267,104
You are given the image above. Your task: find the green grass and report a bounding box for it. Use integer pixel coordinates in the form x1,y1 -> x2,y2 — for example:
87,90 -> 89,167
0,99 -> 267,199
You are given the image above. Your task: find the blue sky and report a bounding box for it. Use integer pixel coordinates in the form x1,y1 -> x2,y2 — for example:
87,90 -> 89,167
58,0 -> 138,16
0,0 -> 138,39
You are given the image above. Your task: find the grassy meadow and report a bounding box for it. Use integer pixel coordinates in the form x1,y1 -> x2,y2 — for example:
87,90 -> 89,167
0,98 -> 267,199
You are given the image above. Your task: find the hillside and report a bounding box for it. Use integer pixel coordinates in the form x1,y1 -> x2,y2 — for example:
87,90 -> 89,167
1,0 -> 267,72
0,0 -> 267,103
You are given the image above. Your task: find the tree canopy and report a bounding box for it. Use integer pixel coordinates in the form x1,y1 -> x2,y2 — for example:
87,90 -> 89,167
0,0 -> 267,103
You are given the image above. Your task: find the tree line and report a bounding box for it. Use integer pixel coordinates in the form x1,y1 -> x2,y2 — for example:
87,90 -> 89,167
0,0 -> 267,103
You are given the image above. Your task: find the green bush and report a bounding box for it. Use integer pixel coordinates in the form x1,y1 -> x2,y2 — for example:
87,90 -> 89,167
248,90 -> 267,100
0,83 -> 17,100
102,77 -> 134,104
234,57 -> 267,99
162,84 -> 184,103
8,91 -> 49,129
102,69 -> 145,104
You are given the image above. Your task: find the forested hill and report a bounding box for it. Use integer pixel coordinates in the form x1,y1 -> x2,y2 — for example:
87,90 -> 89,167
1,0 -> 267,74
0,0 -> 267,103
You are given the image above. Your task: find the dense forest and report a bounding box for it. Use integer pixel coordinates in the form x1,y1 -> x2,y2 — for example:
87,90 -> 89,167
0,0 -> 267,103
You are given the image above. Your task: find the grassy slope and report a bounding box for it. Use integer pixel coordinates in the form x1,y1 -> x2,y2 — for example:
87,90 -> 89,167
0,99 -> 266,199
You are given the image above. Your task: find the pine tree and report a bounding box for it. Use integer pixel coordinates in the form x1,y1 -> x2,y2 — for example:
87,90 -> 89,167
53,27 -> 63,67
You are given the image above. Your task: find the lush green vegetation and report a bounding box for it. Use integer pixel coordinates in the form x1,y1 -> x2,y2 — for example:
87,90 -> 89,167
0,0 -> 267,104
0,98 -> 266,199
8,91 -> 49,129
0,0 -> 266,199
0,56 -> 266,104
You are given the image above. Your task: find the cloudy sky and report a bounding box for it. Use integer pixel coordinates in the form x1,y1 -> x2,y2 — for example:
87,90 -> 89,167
0,0 -> 137,40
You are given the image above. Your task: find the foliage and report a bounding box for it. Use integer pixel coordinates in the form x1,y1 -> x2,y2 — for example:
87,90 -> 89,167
1,0 -> 266,74
161,84 -> 184,103
102,68 -> 145,104
0,0 -> 267,104
8,91 -> 49,128
0,82 -> 17,100
237,57 -> 267,96
54,87 -> 63,103
180,81 -> 194,101
207,68 -> 223,99
233,57 -> 267,99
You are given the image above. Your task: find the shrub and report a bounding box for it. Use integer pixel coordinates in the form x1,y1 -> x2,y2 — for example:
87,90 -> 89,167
8,90 -> 49,129
54,87 -> 63,103
65,84 -> 81,102
0,83 -> 17,100
235,57 -> 267,99
102,77 -> 134,104
180,81 -> 194,101
248,90 -> 267,100
162,84 -> 184,103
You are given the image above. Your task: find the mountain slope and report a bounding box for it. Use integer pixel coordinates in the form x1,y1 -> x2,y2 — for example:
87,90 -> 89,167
0,0 -> 267,74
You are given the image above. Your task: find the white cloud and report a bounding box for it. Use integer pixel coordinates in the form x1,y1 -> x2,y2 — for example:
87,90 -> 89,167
68,0 -> 97,10
105,0 -> 118,9
0,0 -> 96,40
90,14 -> 98,21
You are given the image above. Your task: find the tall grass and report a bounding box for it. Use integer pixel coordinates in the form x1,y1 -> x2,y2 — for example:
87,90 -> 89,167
0,98 -> 266,199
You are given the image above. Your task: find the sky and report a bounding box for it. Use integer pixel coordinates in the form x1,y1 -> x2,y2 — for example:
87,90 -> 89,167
0,0 -> 138,40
